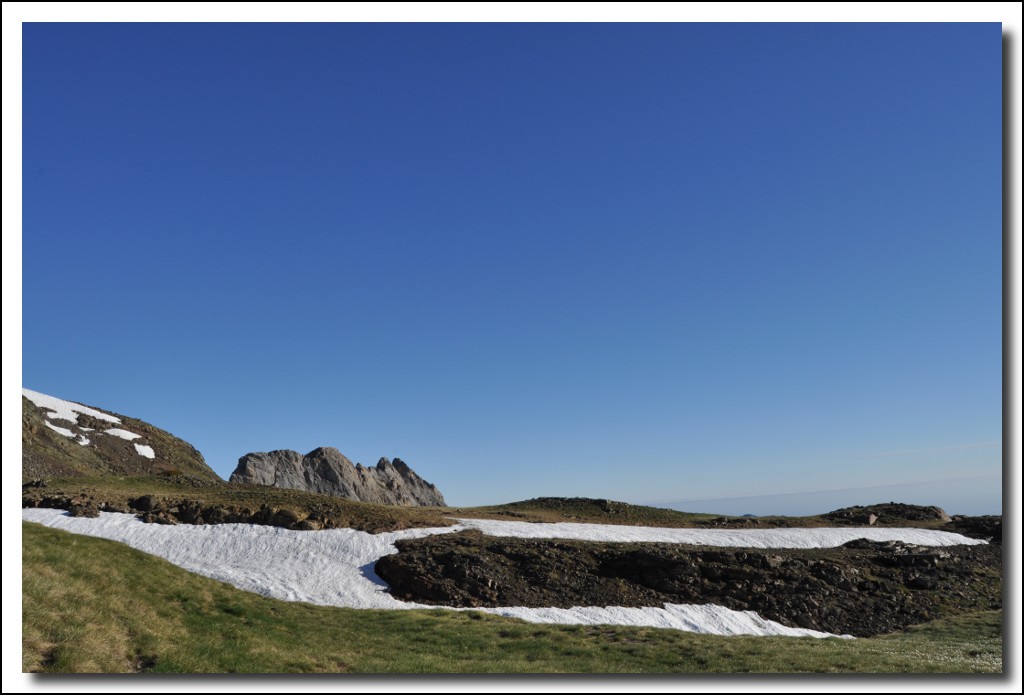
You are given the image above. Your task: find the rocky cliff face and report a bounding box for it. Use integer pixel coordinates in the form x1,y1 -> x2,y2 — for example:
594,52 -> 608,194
229,447 -> 446,507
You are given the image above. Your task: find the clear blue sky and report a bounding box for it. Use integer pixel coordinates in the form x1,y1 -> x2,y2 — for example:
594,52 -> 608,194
22,23 -> 1003,512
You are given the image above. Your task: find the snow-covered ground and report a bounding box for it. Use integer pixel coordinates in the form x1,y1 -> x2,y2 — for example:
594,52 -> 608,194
44,421 -> 77,439
23,388 -> 120,424
455,518 -> 987,548
104,428 -> 141,441
22,509 -> 985,639
23,388 -> 154,460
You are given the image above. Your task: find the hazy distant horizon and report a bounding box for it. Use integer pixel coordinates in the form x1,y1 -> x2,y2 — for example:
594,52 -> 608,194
653,474 -> 1002,517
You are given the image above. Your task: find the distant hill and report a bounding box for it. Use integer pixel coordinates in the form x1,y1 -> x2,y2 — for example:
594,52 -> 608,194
824,502 -> 952,524
22,388 -> 219,482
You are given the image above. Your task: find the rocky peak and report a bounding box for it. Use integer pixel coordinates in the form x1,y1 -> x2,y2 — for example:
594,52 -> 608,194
229,448 -> 445,507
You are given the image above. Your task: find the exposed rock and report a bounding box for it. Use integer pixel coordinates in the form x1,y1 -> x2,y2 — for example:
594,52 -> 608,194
129,495 -> 160,512
229,448 -> 445,507
824,502 -> 952,525
376,531 -> 1002,637
67,500 -> 100,517
946,515 -> 1002,544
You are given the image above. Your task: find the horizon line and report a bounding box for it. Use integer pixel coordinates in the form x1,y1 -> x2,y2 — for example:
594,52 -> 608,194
644,473 -> 1002,507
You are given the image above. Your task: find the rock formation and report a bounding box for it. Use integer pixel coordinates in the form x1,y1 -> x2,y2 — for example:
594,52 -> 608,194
229,447 -> 446,507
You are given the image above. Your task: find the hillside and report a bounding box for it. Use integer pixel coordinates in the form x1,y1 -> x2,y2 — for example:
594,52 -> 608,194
22,389 -> 219,483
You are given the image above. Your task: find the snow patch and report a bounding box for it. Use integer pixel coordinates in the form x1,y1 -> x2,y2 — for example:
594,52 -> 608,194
44,422 -> 76,439
21,510 -> 981,639
487,603 -> 836,637
104,428 -> 141,441
25,390 -> 148,453
23,388 -> 121,424
453,518 -> 986,548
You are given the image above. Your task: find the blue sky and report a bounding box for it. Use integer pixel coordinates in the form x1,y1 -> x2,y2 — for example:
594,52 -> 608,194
22,23 -> 1003,512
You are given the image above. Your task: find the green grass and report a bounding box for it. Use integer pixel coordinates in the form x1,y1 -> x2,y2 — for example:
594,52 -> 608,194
22,522 -> 1002,674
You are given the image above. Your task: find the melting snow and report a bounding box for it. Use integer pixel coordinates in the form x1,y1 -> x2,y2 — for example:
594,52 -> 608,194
104,428 -> 142,441
44,422 -> 76,439
486,604 -> 836,636
20,510 -> 986,639
26,389 -> 152,456
23,388 -> 121,424
453,518 -> 987,548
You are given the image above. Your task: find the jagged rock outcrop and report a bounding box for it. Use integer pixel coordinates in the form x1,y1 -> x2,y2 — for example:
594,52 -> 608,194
229,447 -> 446,507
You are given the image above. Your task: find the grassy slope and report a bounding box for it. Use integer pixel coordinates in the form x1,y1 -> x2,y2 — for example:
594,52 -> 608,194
22,522 -> 1002,674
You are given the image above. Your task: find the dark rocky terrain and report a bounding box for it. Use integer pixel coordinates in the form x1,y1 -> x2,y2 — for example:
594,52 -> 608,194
823,502 -> 952,525
376,531 -> 1002,637
230,448 -> 445,507
945,515 -> 1002,544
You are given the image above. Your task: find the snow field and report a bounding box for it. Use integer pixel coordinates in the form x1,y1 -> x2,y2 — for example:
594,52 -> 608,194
454,518 -> 988,548
43,422 -> 76,438
22,509 -> 985,639
104,428 -> 142,441
23,388 -> 121,424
